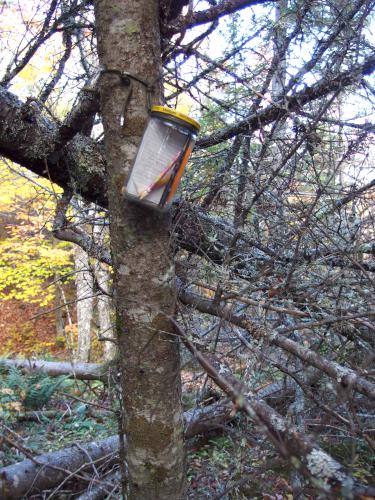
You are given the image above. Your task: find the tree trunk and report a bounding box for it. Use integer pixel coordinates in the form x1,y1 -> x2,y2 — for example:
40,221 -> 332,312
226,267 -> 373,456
54,277 -> 66,339
93,223 -> 116,361
94,1 -> 185,498
74,244 -> 94,362
271,0 -> 287,102
95,261 -> 116,361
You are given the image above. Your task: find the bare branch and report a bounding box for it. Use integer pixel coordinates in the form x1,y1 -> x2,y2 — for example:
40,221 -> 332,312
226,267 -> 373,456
166,0 -> 276,35
197,54 -> 375,148
173,319 -> 375,498
179,287 -> 375,401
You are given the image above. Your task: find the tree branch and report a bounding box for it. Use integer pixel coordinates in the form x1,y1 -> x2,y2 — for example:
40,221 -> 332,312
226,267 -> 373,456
179,287 -> 375,401
172,319 -> 375,499
51,189 -> 111,264
197,53 -> 375,148
0,86 -> 107,207
166,0 -> 276,35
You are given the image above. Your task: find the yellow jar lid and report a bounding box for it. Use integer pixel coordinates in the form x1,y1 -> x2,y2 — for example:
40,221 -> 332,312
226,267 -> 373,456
151,105 -> 200,131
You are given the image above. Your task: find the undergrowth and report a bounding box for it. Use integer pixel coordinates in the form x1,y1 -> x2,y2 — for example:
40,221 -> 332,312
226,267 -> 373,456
0,362 -> 68,417
0,366 -> 117,470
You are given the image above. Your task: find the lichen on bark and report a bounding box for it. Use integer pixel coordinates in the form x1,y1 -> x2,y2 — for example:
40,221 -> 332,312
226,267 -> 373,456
95,0 -> 185,498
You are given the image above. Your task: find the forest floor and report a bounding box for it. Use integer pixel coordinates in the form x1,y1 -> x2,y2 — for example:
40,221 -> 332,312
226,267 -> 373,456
0,366 -> 301,499
3,368 -> 372,499
0,328 -> 374,498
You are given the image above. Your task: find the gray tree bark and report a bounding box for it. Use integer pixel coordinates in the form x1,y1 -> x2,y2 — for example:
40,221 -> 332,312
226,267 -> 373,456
94,1 -> 185,498
74,244 -> 94,362
54,277 -> 66,339
0,358 -> 106,381
95,261 -> 116,361
93,223 -> 116,361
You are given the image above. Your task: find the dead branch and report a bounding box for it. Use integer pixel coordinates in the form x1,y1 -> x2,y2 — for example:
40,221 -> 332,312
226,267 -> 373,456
166,0 -> 276,35
197,54 -> 375,148
179,287 -> 375,401
173,319 -> 375,499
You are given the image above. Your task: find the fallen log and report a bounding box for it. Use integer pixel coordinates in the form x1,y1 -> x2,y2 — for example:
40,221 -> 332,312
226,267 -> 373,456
0,359 -> 106,381
184,400 -> 233,436
0,364 -> 298,499
0,400 -> 235,498
0,435 -> 119,499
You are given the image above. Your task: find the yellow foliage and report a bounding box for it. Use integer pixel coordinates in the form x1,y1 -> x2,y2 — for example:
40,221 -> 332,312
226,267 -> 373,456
3,400 -> 23,412
0,162 -> 73,306
0,1 -> 63,97
164,82 -> 193,116
1,324 -> 55,357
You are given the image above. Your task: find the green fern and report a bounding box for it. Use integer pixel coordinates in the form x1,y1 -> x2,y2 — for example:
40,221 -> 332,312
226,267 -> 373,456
2,364 -> 24,391
23,372 -> 67,410
0,362 -> 67,414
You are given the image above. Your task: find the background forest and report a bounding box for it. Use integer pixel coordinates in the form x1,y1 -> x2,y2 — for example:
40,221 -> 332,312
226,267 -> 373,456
0,0 -> 374,498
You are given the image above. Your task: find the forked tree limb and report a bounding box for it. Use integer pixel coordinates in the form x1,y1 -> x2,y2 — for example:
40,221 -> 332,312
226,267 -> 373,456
0,86 -> 107,208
